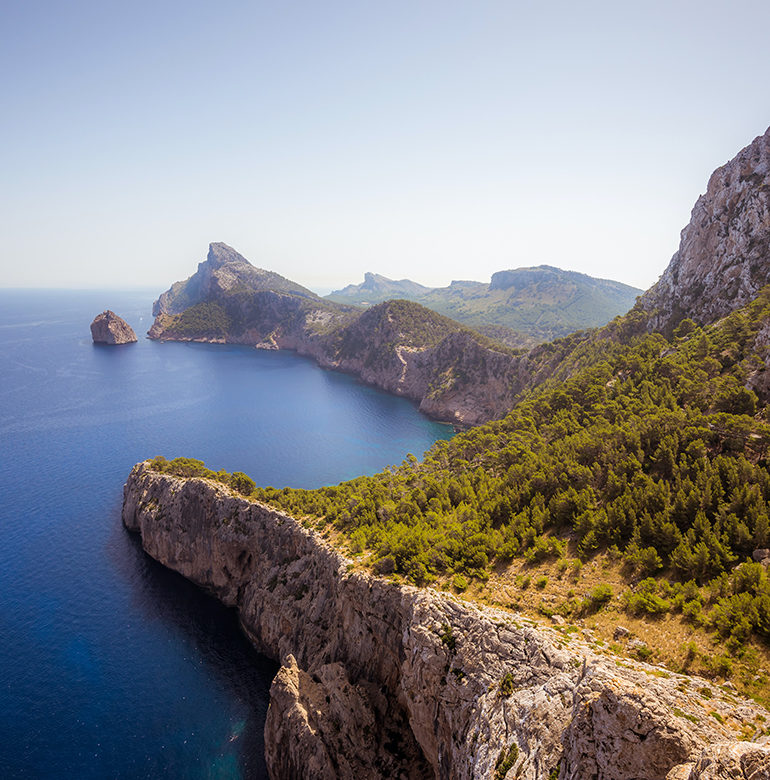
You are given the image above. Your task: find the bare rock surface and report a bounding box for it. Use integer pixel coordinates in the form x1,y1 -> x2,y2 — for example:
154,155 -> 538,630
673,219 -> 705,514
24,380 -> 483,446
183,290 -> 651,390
639,126 -> 770,335
666,742 -> 770,779
122,464 -> 770,780
90,310 -> 137,344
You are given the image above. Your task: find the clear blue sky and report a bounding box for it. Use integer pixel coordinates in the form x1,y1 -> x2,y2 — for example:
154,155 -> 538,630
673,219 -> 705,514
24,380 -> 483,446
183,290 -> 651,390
2,0 -> 769,293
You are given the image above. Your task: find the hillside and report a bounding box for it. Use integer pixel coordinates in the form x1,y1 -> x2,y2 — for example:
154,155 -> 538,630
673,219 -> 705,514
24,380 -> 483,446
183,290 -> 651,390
327,265 -> 642,345
328,271 -> 432,304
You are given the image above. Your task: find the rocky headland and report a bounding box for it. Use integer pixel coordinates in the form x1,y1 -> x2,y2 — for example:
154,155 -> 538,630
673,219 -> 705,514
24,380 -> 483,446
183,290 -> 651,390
147,243 -> 529,425
123,463 -> 770,779
90,310 -> 137,344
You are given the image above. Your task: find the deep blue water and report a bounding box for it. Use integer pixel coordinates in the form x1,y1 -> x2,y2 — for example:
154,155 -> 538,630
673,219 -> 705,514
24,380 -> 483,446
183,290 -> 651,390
0,290 -> 453,779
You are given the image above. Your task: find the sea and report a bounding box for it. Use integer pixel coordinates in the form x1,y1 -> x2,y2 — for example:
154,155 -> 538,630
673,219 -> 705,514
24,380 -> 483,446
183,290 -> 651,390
0,290 -> 454,779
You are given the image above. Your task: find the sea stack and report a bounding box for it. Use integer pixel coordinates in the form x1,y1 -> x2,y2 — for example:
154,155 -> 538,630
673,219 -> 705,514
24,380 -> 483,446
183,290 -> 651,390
90,310 -> 138,345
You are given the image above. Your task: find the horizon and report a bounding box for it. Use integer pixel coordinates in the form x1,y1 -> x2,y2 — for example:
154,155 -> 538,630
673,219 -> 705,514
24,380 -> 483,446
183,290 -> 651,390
3,1 -> 769,291
0,252 -> 647,298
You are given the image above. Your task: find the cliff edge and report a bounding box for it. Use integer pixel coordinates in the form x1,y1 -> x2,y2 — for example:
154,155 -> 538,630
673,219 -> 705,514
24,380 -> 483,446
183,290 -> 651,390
123,463 -> 770,780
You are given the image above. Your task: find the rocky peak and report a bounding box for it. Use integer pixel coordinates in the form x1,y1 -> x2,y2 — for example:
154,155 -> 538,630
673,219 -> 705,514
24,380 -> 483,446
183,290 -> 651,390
204,242 -> 252,270
90,310 -> 137,345
639,126 -> 770,335
152,243 -> 318,317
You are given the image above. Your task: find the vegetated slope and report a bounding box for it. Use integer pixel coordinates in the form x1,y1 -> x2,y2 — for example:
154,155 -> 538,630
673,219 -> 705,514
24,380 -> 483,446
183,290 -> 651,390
328,266 -> 642,346
124,462 -> 770,780
163,284 -> 770,701
327,271 -> 432,305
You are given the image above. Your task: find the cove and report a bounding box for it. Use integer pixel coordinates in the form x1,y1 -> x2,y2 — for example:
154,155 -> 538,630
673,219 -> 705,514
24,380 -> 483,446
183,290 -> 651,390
0,289 -> 453,779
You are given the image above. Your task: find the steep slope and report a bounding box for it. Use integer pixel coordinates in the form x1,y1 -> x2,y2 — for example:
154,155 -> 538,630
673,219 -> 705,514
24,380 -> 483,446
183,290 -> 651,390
328,266 -> 642,344
638,126 -> 770,335
153,242 -> 317,316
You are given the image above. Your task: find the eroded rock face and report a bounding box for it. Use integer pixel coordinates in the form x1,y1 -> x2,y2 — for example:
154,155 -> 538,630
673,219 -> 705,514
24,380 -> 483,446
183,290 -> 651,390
639,126 -> 770,335
666,742 -> 770,779
122,464 -> 770,780
90,310 -> 137,344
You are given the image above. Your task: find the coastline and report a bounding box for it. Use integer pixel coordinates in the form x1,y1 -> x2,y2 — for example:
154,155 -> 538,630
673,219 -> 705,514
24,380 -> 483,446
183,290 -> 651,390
123,461 -> 770,779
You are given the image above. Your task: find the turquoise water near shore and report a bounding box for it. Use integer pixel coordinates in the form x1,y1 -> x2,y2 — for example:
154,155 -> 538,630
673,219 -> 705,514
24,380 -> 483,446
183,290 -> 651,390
0,290 -> 453,779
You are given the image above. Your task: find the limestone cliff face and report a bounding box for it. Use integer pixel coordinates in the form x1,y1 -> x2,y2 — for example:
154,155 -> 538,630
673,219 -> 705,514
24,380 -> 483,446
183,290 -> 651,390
123,464 -> 770,780
90,310 -> 137,344
639,127 -> 770,335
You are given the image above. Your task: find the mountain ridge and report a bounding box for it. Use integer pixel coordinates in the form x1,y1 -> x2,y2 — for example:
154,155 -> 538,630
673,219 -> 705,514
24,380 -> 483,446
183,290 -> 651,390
327,264 -> 642,345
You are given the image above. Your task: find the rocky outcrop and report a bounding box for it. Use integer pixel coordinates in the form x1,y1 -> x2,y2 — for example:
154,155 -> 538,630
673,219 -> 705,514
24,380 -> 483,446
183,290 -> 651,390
90,310 -> 137,344
122,463 -> 770,780
639,126 -> 770,335
153,242 -> 317,316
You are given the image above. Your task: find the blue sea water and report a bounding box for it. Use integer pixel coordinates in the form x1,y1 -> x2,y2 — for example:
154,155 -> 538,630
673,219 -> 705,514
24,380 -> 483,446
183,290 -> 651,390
0,290 -> 453,779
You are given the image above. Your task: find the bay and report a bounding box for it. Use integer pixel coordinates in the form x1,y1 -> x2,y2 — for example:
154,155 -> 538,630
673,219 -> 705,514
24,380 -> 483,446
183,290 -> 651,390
0,289 -> 453,779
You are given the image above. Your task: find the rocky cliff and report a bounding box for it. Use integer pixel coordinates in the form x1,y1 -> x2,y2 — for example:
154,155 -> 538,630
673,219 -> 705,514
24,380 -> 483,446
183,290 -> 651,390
123,463 -> 770,780
153,242 -> 317,317
638,126 -> 770,335
90,310 -> 137,344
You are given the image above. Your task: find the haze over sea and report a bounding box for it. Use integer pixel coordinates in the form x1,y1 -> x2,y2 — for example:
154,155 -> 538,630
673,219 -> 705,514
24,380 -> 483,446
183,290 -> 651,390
0,290 -> 453,779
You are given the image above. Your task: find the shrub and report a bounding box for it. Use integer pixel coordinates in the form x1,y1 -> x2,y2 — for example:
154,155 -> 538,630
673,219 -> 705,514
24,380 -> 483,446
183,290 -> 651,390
584,584 -> 613,612
453,574 -> 469,592
494,744 -> 519,780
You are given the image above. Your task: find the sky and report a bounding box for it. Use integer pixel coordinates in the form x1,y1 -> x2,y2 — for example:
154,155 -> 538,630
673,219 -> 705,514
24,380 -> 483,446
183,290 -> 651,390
2,0 -> 769,294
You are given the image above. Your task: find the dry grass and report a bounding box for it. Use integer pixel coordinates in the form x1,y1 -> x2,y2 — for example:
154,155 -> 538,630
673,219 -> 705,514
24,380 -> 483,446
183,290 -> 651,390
432,551 -> 770,711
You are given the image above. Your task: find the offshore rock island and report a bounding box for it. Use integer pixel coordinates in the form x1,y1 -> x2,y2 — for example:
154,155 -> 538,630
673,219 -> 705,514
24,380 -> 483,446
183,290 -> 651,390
128,125 -> 770,778
90,310 -> 137,344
